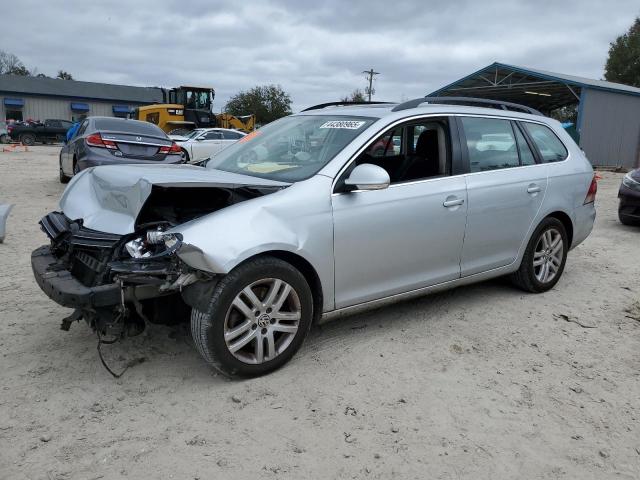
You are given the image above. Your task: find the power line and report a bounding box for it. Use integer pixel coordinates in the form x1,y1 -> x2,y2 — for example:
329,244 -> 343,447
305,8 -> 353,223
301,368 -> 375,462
362,68 -> 380,101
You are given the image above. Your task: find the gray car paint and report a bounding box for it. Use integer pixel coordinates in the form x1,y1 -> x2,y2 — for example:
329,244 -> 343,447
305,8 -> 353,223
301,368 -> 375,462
57,104 -> 596,318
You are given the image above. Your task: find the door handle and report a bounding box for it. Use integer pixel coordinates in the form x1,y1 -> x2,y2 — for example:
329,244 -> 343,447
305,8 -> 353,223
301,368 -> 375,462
527,184 -> 542,194
443,197 -> 464,208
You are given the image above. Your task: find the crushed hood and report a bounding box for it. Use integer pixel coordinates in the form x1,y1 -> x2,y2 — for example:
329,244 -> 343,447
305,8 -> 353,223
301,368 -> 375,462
60,164 -> 288,235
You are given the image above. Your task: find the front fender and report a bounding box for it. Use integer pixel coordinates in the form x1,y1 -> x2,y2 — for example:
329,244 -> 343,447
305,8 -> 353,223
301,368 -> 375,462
174,175 -> 336,311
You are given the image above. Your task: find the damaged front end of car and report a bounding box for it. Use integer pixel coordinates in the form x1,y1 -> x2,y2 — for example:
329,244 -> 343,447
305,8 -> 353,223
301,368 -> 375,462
32,210 -> 214,338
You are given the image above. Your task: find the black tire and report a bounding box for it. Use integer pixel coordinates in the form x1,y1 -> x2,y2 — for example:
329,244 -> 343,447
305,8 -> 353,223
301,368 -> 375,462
59,156 -> 70,183
511,217 -> 568,293
619,209 -> 640,226
72,159 -> 80,176
181,149 -> 190,163
20,133 -> 36,146
0,134 -> 9,144
191,256 -> 313,377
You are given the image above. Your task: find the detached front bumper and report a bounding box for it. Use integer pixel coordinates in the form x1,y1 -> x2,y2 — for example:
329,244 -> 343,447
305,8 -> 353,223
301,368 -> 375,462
31,246 -> 121,309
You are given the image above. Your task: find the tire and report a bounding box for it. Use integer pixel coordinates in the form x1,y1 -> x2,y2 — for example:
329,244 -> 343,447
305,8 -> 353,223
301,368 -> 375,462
619,209 -> 640,226
0,134 -> 9,144
180,149 -> 190,163
20,133 -> 36,146
72,159 -> 80,176
191,256 -> 314,377
59,156 -> 70,183
511,217 -> 568,293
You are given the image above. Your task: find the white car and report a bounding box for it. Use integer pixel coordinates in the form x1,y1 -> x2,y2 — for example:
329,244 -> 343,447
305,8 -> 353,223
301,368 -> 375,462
170,128 -> 246,163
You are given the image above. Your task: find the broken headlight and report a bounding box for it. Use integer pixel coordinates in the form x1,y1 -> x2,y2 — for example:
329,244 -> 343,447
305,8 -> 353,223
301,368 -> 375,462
124,231 -> 183,259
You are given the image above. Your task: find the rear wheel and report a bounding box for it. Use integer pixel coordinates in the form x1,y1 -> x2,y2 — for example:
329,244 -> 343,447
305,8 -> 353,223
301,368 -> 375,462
72,159 -> 80,176
191,256 -> 313,377
20,133 -> 36,146
511,217 -> 568,293
59,155 -> 70,183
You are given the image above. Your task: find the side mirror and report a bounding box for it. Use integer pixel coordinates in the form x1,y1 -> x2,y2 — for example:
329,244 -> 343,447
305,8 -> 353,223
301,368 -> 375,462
344,164 -> 390,191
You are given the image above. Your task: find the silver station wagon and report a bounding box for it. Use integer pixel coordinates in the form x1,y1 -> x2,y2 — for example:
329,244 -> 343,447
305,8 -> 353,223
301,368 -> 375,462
32,97 -> 597,377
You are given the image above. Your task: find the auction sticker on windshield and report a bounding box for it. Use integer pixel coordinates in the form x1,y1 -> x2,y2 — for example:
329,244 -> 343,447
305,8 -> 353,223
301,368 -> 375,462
319,120 -> 366,129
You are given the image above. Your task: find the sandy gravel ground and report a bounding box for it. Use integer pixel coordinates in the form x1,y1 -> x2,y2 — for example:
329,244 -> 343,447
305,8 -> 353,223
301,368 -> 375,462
0,146 -> 639,480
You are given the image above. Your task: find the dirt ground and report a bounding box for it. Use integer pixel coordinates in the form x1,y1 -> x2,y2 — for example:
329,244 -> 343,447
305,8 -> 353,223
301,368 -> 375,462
0,146 -> 639,480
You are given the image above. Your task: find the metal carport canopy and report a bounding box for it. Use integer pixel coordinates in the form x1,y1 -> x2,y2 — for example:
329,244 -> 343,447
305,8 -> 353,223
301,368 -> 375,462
429,62 -> 640,113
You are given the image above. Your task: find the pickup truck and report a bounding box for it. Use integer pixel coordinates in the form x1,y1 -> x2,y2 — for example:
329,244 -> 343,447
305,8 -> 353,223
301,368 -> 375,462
8,119 -> 74,145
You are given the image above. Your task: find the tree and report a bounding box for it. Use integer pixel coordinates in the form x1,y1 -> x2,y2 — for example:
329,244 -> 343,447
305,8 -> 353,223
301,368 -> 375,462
340,89 -> 366,102
604,17 -> 640,87
57,70 -> 73,80
226,84 -> 292,125
0,50 -> 30,76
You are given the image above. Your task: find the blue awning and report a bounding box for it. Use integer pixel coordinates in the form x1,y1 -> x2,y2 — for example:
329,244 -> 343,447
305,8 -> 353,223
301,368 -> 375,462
112,105 -> 130,114
70,102 -> 90,112
4,98 -> 24,107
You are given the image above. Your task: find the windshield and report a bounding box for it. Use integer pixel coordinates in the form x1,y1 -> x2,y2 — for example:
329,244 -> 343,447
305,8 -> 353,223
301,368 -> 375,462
207,115 -> 375,182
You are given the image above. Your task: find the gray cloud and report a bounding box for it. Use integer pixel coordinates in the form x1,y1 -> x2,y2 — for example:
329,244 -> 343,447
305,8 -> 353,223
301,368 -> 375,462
3,0 -> 639,110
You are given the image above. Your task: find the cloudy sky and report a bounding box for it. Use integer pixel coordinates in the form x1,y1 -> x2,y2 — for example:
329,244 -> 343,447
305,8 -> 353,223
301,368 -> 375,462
3,1 -> 639,111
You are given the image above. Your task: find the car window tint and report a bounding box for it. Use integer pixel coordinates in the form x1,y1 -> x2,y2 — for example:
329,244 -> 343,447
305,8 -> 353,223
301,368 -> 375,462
514,124 -> 536,166
94,118 -> 165,136
222,131 -> 242,140
204,131 -> 223,140
523,123 -> 568,163
461,117 -> 519,172
48,120 -> 61,128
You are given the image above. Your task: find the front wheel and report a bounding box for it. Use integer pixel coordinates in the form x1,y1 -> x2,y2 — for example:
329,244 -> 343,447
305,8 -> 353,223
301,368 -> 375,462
20,133 -> 36,146
511,217 -> 568,293
180,149 -> 190,163
191,256 -> 313,377
0,134 -> 9,144
59,156 -> 70,183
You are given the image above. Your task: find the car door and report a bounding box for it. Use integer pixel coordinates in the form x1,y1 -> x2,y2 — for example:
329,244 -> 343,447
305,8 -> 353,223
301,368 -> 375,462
457,116 -> 548,276
191,130 -> 224,160
332,116 -> 468,308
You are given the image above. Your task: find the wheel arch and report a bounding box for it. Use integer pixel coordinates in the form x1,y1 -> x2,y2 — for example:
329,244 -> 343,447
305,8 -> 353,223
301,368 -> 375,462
545,210 -> 574,247
236,250 -> 324,324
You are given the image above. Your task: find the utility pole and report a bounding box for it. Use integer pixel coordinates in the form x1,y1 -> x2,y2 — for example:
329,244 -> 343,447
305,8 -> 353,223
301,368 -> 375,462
362,68 -> 380,101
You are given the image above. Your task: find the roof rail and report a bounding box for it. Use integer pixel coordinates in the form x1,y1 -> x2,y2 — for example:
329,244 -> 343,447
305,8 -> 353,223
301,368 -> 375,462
391,96 -> 543,116
301,101 -> 394,112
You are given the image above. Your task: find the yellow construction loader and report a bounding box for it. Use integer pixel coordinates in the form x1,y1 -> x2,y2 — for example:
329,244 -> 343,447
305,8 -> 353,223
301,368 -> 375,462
131,86 -> 255,134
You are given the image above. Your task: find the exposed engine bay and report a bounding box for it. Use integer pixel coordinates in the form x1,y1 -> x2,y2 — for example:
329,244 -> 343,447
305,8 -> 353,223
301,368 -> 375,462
33,182 -> 283,343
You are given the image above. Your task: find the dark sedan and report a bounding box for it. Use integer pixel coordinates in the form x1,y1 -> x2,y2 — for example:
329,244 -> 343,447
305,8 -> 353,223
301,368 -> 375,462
59,117 -> 182,183
618,169 -> 640,226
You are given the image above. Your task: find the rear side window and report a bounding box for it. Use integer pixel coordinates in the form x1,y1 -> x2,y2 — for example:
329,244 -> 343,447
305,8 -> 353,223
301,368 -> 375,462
94,118 -> 165,137
461,117 -> 519,172
514,124 -> 536,166
204,131 -> 223,140
523,123 -> 568,162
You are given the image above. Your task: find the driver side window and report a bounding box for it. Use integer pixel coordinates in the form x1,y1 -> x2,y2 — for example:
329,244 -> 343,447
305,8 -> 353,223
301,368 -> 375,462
203,131 -> 222,140
353,117 -> 450,184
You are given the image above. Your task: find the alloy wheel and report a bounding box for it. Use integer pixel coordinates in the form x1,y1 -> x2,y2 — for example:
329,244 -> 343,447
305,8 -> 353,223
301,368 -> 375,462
223,278 -> 301,364
533,228 -> 563,284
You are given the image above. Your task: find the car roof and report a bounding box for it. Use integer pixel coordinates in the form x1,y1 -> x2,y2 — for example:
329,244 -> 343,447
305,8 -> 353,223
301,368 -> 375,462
295,103 -> 552,125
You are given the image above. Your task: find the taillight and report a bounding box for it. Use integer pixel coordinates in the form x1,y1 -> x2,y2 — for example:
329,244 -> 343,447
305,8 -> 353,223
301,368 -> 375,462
86,133 -> 118,150
159,142 -> 181,154
584,174 -> 598,204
